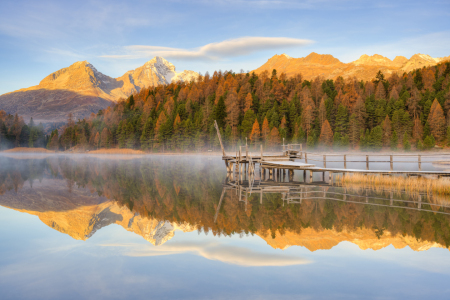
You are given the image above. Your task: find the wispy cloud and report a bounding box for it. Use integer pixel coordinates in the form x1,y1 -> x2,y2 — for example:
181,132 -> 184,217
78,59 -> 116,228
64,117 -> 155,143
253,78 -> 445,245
101,242 -> 311,267
100,37 -> 314,61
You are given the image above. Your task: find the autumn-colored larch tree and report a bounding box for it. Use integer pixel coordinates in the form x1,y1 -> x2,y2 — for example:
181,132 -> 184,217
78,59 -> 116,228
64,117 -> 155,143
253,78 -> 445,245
269,127 -> 281,147
249,119 -> 260,147
412,116 -> 423,142
244,93 -> 253,113
261,117 -> 270,144
94,132 -> 100,149
302,105 -> 314,136
319,120 -> 333,147
382,115 -> 392,147
225,89 -> 239,130
375,83 -> 386,99
428,99 -> 446,141
318,96 -> 327,126
101,127 -> 110,148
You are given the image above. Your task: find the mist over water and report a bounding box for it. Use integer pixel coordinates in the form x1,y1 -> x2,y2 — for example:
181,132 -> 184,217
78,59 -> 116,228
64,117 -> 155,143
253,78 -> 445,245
0,154 -> 450,300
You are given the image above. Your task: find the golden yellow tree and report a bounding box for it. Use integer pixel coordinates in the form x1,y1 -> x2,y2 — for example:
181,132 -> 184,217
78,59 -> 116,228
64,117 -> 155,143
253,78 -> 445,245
319,120 -> 333,146
261,117 -> 270,144
269,127 -> 281,147
428,99 -> 446,141
249,119 -> 260,146
244,93 -> 253,113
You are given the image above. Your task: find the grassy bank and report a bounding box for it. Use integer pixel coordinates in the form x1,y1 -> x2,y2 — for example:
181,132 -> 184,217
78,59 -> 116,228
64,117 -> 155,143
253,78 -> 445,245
2,147 -> 55,153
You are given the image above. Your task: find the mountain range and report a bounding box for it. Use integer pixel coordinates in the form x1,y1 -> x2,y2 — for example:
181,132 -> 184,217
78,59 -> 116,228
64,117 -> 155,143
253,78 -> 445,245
253,52 -> 450,81
0,57 -> 198,123
0,52 -> 449,124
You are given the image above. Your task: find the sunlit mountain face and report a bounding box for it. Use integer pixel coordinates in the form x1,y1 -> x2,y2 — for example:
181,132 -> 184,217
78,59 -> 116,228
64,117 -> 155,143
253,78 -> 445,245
1,154 -> 450,299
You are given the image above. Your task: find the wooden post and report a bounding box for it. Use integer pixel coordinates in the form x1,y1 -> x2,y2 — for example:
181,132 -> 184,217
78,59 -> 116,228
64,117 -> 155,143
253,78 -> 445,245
366,155 -> 369,170
323,155 -> 327,168
418,155 -> 421,171
246,145 -> 248,159
289,169 -> 294,182
310,171 -> 313,183
213,120 -> 226,156
344,155 -> 347,169
260,144 -> 263,162
303,170 -> 306,182
390,155 -> 393,171
305,153 -> 308,163
329,172 -> 332,184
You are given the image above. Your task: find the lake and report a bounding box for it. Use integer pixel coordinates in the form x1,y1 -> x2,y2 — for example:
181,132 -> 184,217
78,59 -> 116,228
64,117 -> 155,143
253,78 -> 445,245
0,154 -> 450,300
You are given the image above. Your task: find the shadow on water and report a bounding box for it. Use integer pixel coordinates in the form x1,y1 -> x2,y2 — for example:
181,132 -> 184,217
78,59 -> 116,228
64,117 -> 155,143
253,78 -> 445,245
1,154 -> 450,250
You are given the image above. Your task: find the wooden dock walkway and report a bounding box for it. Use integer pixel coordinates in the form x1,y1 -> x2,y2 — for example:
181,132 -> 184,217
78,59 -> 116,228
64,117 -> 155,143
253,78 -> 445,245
213,120 -> 450,183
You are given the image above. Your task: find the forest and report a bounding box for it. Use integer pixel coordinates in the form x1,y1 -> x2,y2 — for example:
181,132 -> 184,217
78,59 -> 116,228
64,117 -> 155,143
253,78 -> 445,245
1,61 -> 450,152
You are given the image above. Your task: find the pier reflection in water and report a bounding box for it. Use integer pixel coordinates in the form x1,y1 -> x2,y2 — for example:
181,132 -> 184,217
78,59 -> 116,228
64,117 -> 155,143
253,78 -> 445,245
0,154 -> 450,299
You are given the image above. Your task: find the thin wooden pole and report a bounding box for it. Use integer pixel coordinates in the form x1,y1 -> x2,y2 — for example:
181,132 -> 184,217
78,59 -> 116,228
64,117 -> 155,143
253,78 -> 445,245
390,155 -> 393,171
213,120 -> 226,156
418,155 -> 421,171
366,155 -> 369,170
260,144 -> 263,162
344,155 -> 347,169
323,155 -> 327,168
305,153 -> 308,163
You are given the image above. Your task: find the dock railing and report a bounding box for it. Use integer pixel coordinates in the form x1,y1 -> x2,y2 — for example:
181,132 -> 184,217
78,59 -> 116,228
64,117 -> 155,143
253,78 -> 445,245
299,152 -> 450,171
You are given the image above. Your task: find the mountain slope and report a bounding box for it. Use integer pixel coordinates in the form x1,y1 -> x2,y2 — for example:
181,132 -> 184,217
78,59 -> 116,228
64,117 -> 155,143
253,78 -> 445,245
0,57 -> 198,123
253,52 -> 450,81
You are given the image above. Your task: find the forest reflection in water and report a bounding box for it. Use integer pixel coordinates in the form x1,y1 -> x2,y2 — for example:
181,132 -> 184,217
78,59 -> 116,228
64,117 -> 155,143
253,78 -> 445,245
0,154 -> 450,252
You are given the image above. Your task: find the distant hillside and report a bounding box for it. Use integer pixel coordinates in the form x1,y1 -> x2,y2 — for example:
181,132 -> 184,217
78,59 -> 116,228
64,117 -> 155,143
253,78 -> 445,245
253,52 -> 450,81
0,57 -> 198,123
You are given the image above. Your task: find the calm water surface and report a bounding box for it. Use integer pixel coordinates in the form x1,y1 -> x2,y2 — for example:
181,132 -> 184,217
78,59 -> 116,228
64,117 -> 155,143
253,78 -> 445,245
0,154 -> 450,300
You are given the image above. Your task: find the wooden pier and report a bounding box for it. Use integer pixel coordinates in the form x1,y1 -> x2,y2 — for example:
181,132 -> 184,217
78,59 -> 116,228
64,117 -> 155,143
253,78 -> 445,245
214,120 -> 450,183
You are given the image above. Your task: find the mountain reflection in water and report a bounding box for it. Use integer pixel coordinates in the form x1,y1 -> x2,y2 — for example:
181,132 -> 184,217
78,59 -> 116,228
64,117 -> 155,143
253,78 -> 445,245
1,154 -> 450,252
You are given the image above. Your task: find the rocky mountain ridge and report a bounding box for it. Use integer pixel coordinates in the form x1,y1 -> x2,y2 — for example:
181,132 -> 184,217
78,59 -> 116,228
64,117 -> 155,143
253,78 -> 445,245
0,57 -> 198,122
253,52 -> 450,81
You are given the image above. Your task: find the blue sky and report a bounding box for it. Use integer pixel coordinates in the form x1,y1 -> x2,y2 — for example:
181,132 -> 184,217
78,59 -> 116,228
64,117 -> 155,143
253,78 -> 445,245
1,0 -> 449,94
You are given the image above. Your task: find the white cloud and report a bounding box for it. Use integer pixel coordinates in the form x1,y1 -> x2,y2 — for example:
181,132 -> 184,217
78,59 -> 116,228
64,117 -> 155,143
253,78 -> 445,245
100,37 -> 314,61
101,242 -> 311,267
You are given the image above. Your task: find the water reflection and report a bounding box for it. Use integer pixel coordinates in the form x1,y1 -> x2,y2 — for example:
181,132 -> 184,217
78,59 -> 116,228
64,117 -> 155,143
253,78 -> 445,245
0,154 -> 449,253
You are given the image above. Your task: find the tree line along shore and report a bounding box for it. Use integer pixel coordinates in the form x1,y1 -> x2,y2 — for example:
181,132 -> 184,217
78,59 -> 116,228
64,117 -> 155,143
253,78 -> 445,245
1,61 -> 450,153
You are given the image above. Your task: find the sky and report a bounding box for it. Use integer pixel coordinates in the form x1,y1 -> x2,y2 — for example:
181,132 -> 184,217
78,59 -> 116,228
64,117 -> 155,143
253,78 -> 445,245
0,0 -> 449,94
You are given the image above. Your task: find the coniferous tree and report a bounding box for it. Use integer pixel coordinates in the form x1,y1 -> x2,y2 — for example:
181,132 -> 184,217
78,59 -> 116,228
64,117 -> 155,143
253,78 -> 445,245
390,130 -> 398,150
428,99 -> 446,141
249,119 -> 260,147
319,120 -> 333,147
